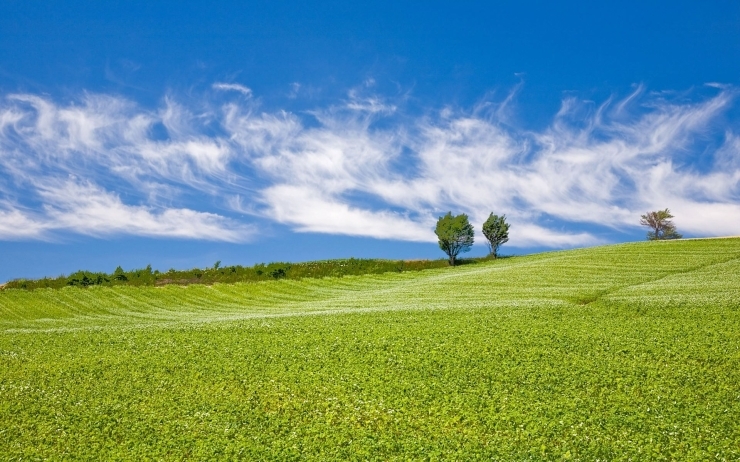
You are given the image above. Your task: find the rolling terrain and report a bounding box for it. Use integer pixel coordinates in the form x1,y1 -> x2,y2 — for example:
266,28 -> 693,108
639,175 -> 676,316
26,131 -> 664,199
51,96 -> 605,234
1,238 -> 739,460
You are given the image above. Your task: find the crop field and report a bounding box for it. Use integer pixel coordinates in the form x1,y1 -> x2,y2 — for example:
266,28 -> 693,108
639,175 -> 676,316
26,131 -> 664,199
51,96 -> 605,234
1,238 -> 740,460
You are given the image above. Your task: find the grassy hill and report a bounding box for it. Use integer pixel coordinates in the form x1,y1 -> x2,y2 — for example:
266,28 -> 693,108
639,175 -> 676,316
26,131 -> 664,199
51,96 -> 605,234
1,238 -> 739,459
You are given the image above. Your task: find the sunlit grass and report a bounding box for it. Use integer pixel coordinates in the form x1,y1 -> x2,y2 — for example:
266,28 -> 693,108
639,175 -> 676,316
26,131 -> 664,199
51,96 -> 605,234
1,238 -> 739,459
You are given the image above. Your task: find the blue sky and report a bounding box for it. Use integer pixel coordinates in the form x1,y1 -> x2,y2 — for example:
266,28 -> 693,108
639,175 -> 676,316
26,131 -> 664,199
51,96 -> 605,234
1,1 -> 740,281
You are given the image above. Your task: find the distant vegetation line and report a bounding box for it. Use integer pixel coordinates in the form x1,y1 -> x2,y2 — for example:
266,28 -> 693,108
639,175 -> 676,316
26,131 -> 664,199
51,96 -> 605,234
2,257 -> 489,291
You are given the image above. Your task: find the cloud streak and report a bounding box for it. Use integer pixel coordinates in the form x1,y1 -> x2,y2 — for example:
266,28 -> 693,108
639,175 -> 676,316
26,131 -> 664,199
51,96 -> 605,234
39,180 -> 252,241
212,82 -> 253,97
0,84 -> 738,246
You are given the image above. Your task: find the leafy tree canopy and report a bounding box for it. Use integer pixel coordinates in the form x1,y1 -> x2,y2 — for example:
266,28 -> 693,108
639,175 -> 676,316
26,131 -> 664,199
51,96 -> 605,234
435,212 -> 474,266
482,213 -> 510,258
640,208 -> 682,240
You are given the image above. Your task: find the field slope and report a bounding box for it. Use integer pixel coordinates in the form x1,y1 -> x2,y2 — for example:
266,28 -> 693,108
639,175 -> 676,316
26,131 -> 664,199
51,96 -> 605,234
1,239 -> 740,460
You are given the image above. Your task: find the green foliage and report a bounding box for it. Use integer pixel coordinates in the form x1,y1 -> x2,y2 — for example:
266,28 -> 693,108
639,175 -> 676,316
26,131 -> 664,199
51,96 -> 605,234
640,208 -> 683,240
270,267 -> 286,279
482,213 -> 510,258
2,257 -> 477,291
435,212 -> 475,265
112,266 -> 128,281
1,239 -> 740,459
66,270 -> 110,287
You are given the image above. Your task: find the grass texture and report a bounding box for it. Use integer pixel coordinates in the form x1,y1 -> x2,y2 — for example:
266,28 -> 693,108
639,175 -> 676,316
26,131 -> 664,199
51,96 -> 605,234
1,238 -> 739,460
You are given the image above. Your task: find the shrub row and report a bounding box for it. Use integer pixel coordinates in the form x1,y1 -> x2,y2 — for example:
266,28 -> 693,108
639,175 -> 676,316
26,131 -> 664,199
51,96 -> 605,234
3,257 -> 488,291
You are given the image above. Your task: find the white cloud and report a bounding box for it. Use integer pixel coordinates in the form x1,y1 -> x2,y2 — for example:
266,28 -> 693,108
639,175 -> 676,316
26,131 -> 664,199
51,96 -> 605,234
238,86 -> 740,245
670,201 -> 740,237
345,92 -> 396,114
287,82 -> 301,99
0,207 -> 47,240
1,85 -> 739,247
212,82 -> 253,97
37,180 -> 253,241
0,92 -> 253,241
508,223 -> 603,248
262,185 -> 433,241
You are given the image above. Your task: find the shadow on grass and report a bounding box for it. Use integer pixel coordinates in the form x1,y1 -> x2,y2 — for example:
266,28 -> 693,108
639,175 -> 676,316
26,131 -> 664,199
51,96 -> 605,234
451,255 -> 514,266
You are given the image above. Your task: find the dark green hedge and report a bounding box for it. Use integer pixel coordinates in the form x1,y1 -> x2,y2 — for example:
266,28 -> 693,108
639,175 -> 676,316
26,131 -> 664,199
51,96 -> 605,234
3,257 -> 490,291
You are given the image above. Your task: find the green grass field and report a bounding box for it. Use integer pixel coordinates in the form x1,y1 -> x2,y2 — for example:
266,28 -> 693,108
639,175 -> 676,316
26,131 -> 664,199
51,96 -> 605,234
2,239 -> 740,460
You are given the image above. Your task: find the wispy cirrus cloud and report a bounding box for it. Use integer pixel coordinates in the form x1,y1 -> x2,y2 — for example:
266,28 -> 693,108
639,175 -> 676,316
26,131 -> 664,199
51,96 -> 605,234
222,84 -> 739,246
0,207 -> 47,240
212,82 -> 253,97
0,93 -> 249,241
0,179 -> 252,242
39,180 -> 252,241
0,83 -> 738,246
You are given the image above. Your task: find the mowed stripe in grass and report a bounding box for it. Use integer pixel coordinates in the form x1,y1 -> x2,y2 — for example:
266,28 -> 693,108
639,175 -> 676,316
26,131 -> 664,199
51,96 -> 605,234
2,238 -> 739,331
1,238 -> 739,459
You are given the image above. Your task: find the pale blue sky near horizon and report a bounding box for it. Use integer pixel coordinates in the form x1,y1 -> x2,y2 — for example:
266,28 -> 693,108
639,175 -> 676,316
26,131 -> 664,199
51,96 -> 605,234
1,1 -> 740,281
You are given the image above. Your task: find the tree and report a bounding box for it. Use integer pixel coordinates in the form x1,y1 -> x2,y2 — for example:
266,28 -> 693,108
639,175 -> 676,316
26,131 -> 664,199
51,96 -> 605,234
482,213 -> 510,258
113,266 -> 128,282
435,212 -> 474,266
640,208 -> 682,240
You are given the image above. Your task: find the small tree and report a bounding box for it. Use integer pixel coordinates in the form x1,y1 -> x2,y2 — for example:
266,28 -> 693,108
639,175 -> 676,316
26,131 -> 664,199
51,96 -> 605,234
113,266 -> 128,282
435,212 -> 474,266
482,213 -> 510,258
640,208 -> 682,240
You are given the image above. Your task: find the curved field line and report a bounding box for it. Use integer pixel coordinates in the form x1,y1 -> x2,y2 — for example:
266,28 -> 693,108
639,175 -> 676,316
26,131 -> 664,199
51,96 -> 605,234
2,239 -> 739,332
